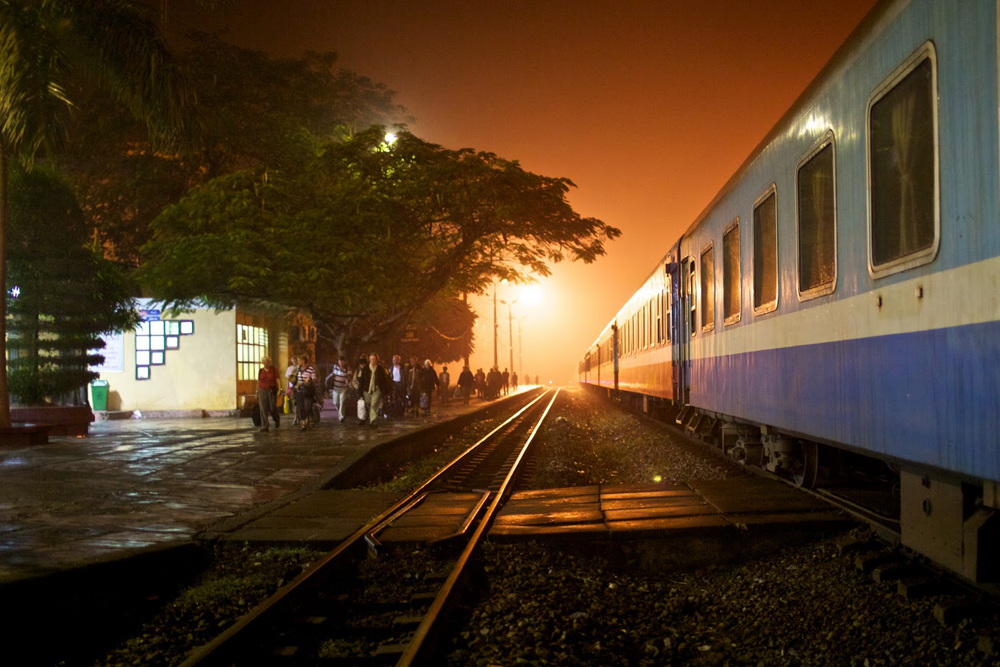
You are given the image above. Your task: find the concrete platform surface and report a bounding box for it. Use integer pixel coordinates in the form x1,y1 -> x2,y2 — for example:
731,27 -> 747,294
491,477 -> 853,541
0,389 -> 538,582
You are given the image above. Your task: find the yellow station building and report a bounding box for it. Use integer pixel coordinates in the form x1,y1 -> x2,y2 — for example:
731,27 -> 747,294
90,300 -> 304,417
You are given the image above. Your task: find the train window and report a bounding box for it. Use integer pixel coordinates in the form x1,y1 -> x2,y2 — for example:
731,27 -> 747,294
645,301 -> 650,347
868,43 -> 939,277
796,132 -> 837,298
641,306 -> 646,349
687,258 -> 697,337
655,293 -> 662,344
700,244 -> 715,332
664,277 -> 671,344
648,299 -> 653,346
648,300 -> 654,346
723,219 -> 741,325
753,187 -> 778,313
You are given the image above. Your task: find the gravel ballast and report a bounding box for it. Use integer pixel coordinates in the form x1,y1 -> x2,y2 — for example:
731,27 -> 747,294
525,388 -> 732,489
446,387 -> 1000,666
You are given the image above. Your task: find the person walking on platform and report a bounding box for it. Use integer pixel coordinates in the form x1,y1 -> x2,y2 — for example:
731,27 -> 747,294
407,355 -> 421,416
458,365 -> 474,405
389,355 -> 407,418
501,368 -> 510,396
511,371 -> 518,390
350,355 -> 367,423
285,355 -> 299,423
326,356 -> 351,423
256,356 -> 281,431
294,355 -> 318,430
439,366 -> 451,405
475,368 -> 486,398
419,359 -> 439,415
358,354 -> 392,427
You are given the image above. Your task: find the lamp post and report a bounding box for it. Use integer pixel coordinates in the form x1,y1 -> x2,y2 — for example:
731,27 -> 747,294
517,315 -> 524,379
492,285 -> 498,370
500,298 -> 517,375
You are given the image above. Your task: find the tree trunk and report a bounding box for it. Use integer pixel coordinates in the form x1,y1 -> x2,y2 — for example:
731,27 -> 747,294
0,146 -> 12,427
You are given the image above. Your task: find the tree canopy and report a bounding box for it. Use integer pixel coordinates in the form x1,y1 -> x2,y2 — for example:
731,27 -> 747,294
139,128 -> 621,356
0,0 -> 191,425
57,32 -> 408,263
7,166 -> 138,405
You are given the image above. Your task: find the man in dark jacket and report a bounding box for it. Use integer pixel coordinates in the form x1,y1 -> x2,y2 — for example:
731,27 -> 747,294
457,365 -> 475,405
419,359 -> 440,415
357,354 -> 393,427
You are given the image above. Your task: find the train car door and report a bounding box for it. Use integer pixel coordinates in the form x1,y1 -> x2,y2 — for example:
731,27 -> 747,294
612,322 -> 619,391
667,257 -> 681,402
675,251 -> 694,405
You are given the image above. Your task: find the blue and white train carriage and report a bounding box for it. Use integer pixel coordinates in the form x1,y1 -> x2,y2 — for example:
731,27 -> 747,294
581,0 -> 1000,583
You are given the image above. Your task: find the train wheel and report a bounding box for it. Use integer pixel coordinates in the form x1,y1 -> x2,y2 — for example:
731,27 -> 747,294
792,441 -> 819,488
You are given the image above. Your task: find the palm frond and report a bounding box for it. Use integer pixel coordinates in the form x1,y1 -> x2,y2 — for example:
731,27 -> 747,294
0,0 -> 74,156
53,0 -> 197,150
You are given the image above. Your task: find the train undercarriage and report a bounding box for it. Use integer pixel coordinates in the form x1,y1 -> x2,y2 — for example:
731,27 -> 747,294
584,382 -> 1000,590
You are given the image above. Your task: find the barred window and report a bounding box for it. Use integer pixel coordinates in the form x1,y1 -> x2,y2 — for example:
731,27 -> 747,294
237,324 -> 269,381
797,138 -> 836,296
701,244 -> 715,332
664,277 -> 671,344
723,220 -> 741,324
870,52 -> 937,272
655,293 -> 663,344
753,190 -> 778,311
688,258 -> 697,337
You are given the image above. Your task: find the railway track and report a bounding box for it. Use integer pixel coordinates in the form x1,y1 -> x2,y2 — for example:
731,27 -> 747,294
649,406 -> 1000,619
179,388 -> 560,667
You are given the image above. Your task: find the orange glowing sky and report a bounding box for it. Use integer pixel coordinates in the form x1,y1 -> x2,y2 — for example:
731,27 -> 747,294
171,0 -> 879,382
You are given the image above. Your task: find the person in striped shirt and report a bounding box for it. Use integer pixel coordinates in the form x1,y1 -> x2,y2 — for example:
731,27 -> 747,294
326,356 -> 351,424
294,354 -> 318,430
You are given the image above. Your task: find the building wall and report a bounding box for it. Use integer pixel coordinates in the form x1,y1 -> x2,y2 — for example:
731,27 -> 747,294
95,308 -> 237,413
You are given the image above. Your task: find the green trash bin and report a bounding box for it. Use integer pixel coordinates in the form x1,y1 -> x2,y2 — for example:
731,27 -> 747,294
91,380 -> 109,411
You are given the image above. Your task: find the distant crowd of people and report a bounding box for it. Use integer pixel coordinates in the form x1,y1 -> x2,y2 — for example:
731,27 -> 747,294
255,353 -> 535,431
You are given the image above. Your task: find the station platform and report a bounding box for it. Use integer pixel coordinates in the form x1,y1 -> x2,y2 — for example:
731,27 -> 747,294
491,477 -> 851,540
0,389 -> 535,583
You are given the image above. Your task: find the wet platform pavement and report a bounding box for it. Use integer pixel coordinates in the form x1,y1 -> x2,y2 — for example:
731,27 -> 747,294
0,392 -> 532,582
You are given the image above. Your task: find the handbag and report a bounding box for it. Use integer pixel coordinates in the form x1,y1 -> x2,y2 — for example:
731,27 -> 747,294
357,397 -> 368,421
275,389 -> 284,408
251,403 -> 262,426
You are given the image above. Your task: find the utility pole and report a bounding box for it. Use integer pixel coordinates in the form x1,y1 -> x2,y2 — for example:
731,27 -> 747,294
518,317 -> 523,377
507,303 -> 515,373
492,285 -> 498,370
463,292 -> 471,368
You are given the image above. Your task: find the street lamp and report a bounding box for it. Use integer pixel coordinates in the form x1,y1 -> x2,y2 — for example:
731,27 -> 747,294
516,315 -> 525,379
492,285 -> 499,370
500,298 -> 517,376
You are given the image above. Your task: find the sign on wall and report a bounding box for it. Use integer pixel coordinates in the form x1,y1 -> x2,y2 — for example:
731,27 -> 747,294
90,331 -> 125,373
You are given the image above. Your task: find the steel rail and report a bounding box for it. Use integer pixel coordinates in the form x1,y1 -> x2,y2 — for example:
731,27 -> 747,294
179,387 -> 551,667
396,387 -> 561,667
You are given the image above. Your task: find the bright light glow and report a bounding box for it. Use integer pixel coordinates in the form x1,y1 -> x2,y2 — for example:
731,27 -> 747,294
10,285 -> 19,298
797,114 -> 829,139
384,132 -> 397,145
520,284 -> 542,307
653,474 -> 662,483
